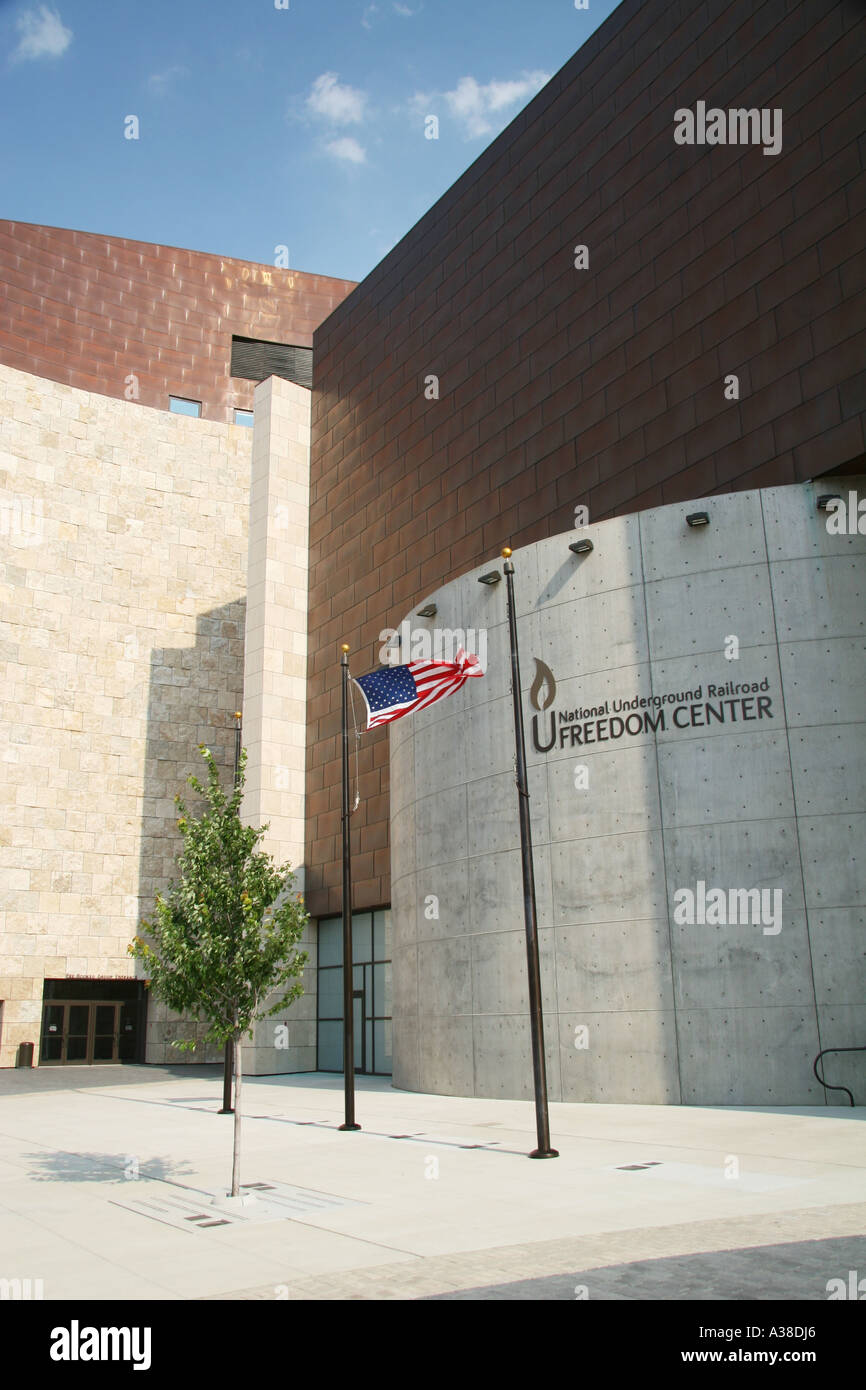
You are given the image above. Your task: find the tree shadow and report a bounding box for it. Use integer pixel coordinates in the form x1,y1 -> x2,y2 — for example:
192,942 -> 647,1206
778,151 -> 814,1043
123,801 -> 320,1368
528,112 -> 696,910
25,1150 -> 196,1183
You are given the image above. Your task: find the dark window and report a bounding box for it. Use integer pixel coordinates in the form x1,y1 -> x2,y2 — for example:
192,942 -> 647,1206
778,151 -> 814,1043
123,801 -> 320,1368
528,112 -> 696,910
43,979 -> 145,1001
230,336 -> 313,389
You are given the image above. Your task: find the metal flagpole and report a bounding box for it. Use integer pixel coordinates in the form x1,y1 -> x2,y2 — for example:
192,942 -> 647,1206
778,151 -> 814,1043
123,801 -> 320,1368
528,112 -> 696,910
339,645 -> 361,1131
219,710 -> 243,1116
501,548 -> 558,1159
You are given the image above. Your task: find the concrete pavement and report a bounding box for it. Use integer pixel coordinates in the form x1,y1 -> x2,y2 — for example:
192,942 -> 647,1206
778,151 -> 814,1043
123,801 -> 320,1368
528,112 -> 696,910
0,1066 -> 863,1300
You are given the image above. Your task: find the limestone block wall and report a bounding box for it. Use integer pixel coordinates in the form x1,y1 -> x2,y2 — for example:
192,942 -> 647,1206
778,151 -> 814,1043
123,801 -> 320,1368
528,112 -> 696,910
389,480 -> 866,1106
241,376 -> 316,1075
0,363 -> 250,1067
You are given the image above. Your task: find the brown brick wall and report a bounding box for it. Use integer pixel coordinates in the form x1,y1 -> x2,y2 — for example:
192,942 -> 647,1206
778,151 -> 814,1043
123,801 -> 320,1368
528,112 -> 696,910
305,0 -> 866,916
0,221 -> 356,422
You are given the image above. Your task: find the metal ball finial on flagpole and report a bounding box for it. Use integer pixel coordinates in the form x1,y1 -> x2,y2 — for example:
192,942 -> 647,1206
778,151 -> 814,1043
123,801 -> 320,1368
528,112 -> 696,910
500,547 -> 558,1159
339,644 -> 361,1131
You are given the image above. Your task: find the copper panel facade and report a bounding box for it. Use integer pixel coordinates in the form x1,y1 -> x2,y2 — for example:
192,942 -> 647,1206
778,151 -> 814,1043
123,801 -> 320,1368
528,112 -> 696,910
305,0 -> 866,915
0,220 -> 355,421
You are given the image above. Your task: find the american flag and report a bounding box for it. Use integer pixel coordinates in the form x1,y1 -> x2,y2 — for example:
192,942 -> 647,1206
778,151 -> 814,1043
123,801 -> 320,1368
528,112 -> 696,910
353,647 -> 483,730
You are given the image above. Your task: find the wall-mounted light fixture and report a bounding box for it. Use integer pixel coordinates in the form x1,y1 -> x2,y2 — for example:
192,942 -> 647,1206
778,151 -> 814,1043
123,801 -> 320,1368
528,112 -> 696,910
569,538 -> 594,554
686,512 -> 710,528
816,494 -> 842,511
416,603 -> 437,618
478,571 -> 502,585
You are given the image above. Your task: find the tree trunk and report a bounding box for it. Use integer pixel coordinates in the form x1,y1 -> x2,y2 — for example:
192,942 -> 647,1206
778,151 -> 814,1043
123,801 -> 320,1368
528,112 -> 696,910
230,1034 -> 242,1197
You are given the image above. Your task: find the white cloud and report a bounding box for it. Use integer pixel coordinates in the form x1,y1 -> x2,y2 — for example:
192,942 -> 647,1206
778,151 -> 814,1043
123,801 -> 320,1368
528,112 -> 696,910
365,1 -> 417,22
307,72 -> 367,125
326,136 -> 366,164
413,69 -> 551,140
147,65 -> 189,95
12,5 -> 72,62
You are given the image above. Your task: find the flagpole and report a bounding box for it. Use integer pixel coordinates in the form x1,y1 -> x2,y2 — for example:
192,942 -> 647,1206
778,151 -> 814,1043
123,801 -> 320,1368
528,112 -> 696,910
501,548 -> 558,1159
339,644 -> 361,1132
219,710 -> 243,1115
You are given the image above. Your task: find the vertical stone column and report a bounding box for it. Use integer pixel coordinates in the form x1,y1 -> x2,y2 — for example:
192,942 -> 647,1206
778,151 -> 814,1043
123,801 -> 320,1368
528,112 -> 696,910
242,376 -> 316,1074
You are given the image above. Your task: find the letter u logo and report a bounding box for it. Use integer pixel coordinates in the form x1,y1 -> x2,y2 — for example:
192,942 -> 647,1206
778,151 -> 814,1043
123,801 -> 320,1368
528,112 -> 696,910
532,712 -> 556,753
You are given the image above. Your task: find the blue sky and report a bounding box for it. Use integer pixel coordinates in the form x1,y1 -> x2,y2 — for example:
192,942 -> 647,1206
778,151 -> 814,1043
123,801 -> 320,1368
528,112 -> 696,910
0,0 -> 617,283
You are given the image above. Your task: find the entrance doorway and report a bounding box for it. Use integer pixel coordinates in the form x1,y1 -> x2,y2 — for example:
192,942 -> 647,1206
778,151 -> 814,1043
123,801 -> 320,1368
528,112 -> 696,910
39,980 -> 146,1065
317,910 -> 392,1075
40,1001 -> 132,1065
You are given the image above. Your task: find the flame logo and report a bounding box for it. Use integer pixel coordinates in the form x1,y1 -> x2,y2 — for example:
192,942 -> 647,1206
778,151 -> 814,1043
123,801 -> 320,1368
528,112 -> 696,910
530,658 -> 556,711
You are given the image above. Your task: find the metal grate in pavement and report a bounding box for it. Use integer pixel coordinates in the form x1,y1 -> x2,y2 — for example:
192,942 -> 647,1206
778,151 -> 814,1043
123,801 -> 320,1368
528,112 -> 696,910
110,1178 -> 364,1231
607,1160 -> 806,1192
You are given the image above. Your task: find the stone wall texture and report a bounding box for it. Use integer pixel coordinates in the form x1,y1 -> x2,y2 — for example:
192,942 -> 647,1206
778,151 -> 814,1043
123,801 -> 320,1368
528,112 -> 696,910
388,481 -> 866,1106
0,220 -> 355,423
0,362 -> 250,1067
240,376 -> 318,1076
305,0 -> 866,918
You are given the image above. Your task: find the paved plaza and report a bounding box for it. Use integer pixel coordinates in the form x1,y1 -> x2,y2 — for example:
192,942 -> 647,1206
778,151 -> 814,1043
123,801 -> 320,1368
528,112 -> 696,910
0,1066 -> 863,1301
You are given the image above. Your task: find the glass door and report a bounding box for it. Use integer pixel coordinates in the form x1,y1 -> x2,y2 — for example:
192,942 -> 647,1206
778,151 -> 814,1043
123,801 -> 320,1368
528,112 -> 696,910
353,989 -> 365,1073
41,1004 -> 65,1063
92,1004 -> 120,1062
65,1004 -> 90,1063
39,1001 -> 122,1065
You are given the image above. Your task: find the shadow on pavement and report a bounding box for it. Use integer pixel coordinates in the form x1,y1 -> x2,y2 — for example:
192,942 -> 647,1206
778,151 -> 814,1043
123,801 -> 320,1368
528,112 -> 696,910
24,1149 -> 196,1183
0,1063 -> 223,1095
423,1235 -> 866,1301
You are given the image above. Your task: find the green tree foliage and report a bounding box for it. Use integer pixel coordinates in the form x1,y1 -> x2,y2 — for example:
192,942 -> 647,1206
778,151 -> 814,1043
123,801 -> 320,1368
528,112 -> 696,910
130,743 -> 308,1196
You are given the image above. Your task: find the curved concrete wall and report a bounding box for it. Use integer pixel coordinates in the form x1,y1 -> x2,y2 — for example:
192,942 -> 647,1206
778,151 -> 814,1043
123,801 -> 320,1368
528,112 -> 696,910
389,481 -> 866,1105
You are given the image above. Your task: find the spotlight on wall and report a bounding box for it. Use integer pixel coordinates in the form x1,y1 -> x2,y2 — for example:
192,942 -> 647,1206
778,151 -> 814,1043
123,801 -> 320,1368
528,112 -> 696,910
686,512 -> 710,528
478,571 -> 502,586
569,538 -> 594,554
816,494 -> 842,511
417,603 -> 437,618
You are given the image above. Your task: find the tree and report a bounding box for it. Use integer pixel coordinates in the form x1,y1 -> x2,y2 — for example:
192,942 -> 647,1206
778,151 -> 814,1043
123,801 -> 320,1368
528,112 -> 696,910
130,743 -> 308,1198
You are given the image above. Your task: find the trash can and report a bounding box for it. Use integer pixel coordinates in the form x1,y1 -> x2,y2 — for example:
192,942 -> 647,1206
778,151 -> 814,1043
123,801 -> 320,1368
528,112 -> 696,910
15,1041 -> 34,1068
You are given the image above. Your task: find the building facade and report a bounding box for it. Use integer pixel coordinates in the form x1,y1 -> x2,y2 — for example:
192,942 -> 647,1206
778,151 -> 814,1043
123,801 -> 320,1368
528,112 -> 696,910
389,481 -> 865,1105
0,230 -> 355,1071
305,0 -> 865,921
1,0 -> 864,1099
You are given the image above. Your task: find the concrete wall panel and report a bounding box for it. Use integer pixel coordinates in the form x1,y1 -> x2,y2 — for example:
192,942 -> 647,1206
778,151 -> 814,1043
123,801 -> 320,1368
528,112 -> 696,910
770,556 -> 865,643
553,920 -> 674,1014
415,859 -> 470,942
809,909 -> 866,1010
799,814 -> 866,910
389,483 -> 866,1105
418,1015 -> 474,1097
779,639 -> 866,728
789,726 -> 866,817
551,831 -> 668,928
657,732 -> 795,828
644,566 -> 775,660
558,1010 -> 680,1105
473,1012 -> 562,1104
676,1006 -> 822,1106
